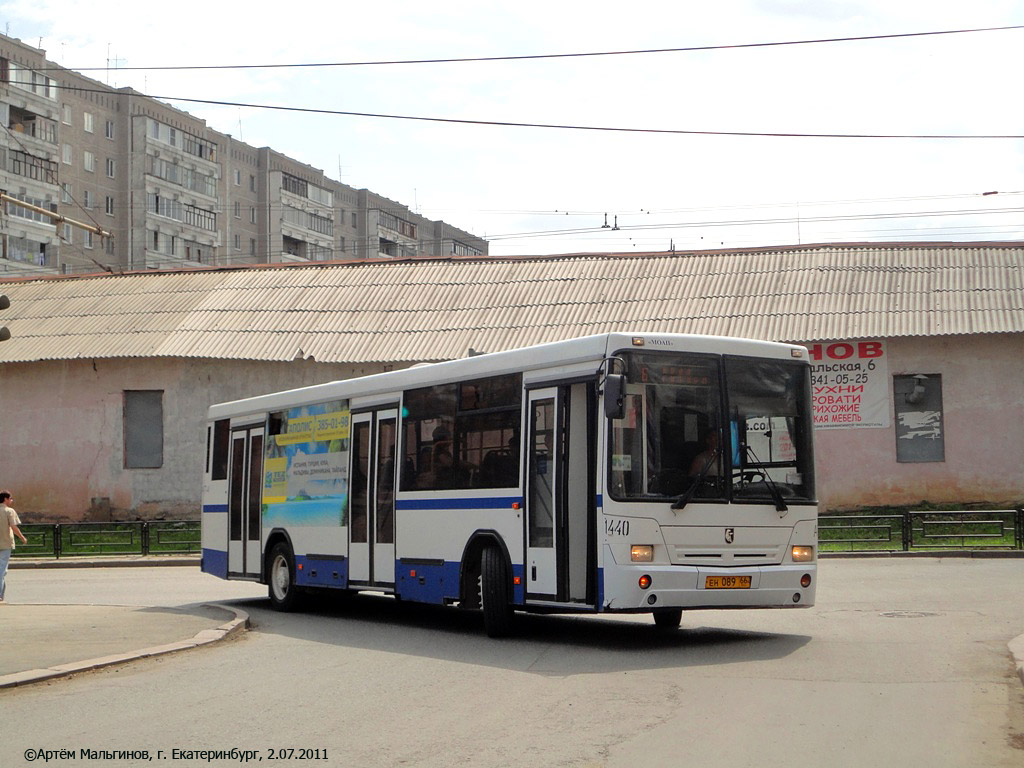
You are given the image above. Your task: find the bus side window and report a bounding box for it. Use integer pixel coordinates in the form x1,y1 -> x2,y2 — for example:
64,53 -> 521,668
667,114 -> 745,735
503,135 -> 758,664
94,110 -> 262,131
211,419 -> 230,481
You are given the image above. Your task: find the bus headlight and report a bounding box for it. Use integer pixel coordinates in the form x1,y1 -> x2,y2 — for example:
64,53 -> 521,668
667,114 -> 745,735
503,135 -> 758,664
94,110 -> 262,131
791,546 -> 814,562
631,545 -> 654,562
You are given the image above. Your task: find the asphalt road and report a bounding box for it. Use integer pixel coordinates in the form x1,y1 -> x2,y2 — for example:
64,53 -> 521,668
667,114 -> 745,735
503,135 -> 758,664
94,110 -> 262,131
2,558 -> 1023,767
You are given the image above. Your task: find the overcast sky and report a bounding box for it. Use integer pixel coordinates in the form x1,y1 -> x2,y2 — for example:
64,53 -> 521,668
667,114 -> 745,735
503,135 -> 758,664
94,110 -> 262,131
3,0 -> 1022,256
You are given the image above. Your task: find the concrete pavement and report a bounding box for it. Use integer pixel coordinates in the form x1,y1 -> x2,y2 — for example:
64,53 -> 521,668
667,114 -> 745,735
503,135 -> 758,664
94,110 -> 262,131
1,556 -> 249,688
2,555 -> 1023,690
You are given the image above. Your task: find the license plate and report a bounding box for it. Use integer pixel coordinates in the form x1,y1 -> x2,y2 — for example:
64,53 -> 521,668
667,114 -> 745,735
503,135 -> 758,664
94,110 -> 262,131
704,575 -> 752,589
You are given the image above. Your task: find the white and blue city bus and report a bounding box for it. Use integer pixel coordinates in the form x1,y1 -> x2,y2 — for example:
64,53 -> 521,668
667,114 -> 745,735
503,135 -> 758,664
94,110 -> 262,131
201,332 -> 817,636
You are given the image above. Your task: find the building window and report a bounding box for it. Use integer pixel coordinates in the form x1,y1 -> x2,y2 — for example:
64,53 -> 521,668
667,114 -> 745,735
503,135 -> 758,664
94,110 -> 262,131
249,238 -> 256,256
234,169 -> 241,185
83,112 -> 94,133
184,204 -> 216,231
250,206 -> 256,224
351,212 -> 357,228
452,240 -> 483,257
249,174 -> 256,192
281,173 -> 307,198
61,183 -> 72,203
105,158 -> 115,178
893,374 -> 944,462
82,190 -> 92,209
62,223 -> 72,241
4,61 -> 55,99
62,144 -> 72,164
124,390 -> 164,469
84,151 -> 95,172
84,230 -> 94,249
105,196 -> 115,215
5,235 -> 47,265
6,193 -> 55,224
234,234 -> 241,250
234,201 -> 240,218
62,104 -> 72,125
105,120 -> 115,140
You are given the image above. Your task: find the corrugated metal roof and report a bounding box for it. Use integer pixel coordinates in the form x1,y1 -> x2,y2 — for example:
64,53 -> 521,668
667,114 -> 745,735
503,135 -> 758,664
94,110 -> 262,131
0,242 -> 1021,364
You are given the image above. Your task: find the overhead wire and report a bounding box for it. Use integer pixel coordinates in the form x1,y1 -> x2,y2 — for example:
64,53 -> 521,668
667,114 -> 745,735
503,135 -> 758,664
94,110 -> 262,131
484,205 -> 1024,240
40,80 -> 1024,140
10,24 -> 1023,261
421,190 -> 1024,218
47,25 -> 1024,72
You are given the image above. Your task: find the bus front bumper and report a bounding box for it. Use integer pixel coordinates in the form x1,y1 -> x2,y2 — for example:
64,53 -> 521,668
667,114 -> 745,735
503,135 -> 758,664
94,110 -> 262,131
602,562 -> 816,611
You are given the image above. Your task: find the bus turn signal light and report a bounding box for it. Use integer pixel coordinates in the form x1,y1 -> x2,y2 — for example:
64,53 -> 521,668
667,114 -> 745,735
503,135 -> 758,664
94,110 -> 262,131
791,546 -> 814,562
631,545 -> 654,562
638,575 -> 652,589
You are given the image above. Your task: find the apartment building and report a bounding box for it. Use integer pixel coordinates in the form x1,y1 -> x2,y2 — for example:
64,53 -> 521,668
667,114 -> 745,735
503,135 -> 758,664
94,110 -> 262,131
0,41 -> 61,273
0,34 -> 486,276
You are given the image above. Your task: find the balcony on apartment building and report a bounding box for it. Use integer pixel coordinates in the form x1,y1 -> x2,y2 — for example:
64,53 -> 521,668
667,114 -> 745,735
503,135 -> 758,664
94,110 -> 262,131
143,118 -> 219,181
376,209 -> 418,259
281,235 -> 333,263
1,58 -> 59,114
6,105 -> 58,156
278,173 -> 335,262
1,192 -> 59,272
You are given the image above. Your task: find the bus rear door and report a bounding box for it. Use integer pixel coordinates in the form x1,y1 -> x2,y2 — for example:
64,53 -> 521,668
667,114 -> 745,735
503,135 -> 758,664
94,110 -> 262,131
227,424 -> 264,579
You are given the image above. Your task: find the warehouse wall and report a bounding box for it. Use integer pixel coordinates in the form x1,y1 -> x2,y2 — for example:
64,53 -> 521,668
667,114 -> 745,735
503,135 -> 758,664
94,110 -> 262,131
812,333 -> 1024,511
0,357 -> 391,521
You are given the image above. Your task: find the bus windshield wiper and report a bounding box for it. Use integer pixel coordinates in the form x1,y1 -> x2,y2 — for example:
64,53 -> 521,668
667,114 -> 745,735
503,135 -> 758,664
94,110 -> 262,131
741,445 -> 788,514
671,451 -> 717,511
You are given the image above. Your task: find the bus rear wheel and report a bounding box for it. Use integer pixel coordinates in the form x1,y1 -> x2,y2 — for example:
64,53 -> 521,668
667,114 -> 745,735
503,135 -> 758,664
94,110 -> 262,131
653,608 -> 682,631
480,545 -> 515,638
267,541 -> 301,612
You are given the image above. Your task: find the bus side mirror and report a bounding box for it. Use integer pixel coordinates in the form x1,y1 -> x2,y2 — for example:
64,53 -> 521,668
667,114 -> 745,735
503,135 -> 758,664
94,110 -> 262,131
603,374 -> 625,419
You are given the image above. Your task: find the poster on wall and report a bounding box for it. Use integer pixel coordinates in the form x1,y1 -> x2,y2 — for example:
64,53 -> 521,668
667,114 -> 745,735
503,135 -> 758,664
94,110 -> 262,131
806,340 -> 890,430
893,374 -> 944,462
263,400 -> 351,528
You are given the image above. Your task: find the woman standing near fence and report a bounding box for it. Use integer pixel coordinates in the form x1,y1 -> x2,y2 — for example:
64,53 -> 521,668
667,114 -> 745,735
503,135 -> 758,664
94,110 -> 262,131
0,491 -> 28,603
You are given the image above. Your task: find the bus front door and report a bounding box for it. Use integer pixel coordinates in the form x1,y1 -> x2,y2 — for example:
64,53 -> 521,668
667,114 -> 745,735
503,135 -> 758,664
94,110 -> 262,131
526,384 -> 594,605
227,425 -> 264,579
348,408 -> 398,588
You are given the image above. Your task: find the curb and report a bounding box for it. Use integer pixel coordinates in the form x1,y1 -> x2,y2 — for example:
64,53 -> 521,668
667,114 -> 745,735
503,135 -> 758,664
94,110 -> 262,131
1010,634 -> 1024,688
0,603 -> 249,689
821,551 -> 1024,559
10,557 -> 200,569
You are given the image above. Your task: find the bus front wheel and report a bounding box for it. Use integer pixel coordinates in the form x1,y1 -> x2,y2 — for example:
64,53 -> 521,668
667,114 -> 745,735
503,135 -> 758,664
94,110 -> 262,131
267,541 -> 301,612
480,545 -> 515,638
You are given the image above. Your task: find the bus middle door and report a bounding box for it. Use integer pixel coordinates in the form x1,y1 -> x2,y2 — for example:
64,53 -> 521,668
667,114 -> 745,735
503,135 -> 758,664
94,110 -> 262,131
348,408 -> 398,588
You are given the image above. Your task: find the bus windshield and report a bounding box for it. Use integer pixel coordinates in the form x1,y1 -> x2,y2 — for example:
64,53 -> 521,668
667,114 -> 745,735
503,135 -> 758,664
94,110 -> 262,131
608,351 -> 814,504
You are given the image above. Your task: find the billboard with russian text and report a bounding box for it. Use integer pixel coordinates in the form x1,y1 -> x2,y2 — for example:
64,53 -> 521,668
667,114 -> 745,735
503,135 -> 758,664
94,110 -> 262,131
807,340 -> 889,429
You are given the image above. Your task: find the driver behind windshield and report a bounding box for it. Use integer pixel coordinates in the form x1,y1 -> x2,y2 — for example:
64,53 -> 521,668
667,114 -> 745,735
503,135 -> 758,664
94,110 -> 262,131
689,430 -> 721,476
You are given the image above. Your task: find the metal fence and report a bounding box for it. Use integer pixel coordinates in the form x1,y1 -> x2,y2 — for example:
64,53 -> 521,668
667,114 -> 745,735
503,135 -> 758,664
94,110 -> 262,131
11,513 -> 1024,558
11,521 -> 200,559
820,509 -> 1024,553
